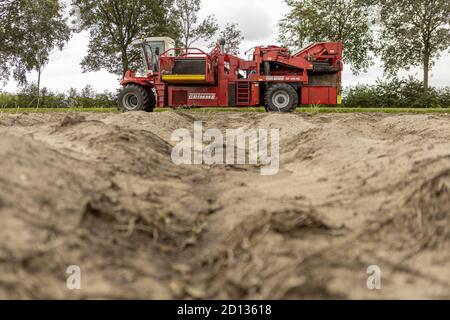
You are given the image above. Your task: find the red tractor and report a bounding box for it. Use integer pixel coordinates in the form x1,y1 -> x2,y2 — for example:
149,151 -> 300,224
118,37 -> 343,113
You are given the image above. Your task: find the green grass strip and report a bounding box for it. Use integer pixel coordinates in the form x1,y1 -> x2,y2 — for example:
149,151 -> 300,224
1,107 -> 449,114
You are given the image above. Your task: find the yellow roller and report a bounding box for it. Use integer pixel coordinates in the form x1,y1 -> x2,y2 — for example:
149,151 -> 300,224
161,74 -> 206,83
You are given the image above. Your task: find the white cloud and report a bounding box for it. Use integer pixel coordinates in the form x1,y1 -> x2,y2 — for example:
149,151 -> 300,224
201,0 -> 284,42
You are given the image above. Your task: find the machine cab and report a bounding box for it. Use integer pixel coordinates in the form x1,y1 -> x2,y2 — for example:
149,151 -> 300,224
132,37 -> 175,74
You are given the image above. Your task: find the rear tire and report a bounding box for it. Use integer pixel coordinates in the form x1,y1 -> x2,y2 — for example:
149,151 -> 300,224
118,84 -> 155,112
264,83 -> 298,113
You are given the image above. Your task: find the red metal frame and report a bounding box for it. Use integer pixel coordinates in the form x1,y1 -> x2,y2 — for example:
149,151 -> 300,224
159,47 -> 216,85
121,70 -> 154,87
120,42 -> 343,108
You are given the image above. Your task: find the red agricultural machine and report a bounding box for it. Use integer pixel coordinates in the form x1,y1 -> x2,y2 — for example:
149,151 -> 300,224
119,37 -> 343,112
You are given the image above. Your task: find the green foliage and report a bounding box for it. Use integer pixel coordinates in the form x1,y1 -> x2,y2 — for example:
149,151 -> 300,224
72,0 -> 179,76
377,0 -> 450,94
344,77 -> 450,108
209,23 -> 244,55
174,0 -> 218,48
278,0 -> 375,74
297,107 -> 450,114
376,0 -> 450,95
0,107 -> 119,113
0,0 -> 71,84
0,84 -> 117,109
2,107 -> 450,114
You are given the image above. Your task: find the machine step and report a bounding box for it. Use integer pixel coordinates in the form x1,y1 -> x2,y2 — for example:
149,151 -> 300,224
237,82 -> 250,106
154,84 -> 165,107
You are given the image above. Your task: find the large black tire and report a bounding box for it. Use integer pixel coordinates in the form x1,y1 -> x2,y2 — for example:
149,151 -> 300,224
118,84 -> 155,112
264,83 -> 298,113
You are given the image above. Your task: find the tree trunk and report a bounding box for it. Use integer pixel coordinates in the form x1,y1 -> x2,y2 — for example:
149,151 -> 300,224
37,66 -> 41,109
122,49 -> 129,78
423,53 -> 429,97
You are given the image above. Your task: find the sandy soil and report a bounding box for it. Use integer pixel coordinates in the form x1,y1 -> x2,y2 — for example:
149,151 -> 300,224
0,111 -> 449,299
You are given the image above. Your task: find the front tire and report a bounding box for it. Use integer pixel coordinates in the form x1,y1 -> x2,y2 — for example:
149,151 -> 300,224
118,84 -> 155,112
264,83 -> 298,113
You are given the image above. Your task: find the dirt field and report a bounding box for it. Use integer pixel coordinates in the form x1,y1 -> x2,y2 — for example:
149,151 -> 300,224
0,111 -> 449,299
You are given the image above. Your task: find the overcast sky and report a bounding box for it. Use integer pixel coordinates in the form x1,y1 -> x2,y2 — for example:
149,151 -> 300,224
2,0 -> 450,93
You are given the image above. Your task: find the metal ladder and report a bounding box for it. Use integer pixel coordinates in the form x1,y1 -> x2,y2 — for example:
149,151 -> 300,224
154,83 -> 165,107
237,82 -> 250,106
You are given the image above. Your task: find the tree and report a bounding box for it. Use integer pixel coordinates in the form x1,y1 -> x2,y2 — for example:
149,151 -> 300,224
67,87 -> 79,107
81,84 -> 95,99
174,0 -> 218,49
277,0 -> 375,74
72,0 -> 178,77
35,49 -> 60,107
209,23 -> 244,55
376,0 -> 450,96
0,0 -> 71,96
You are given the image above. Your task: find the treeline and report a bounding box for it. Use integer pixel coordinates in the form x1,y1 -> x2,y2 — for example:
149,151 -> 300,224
279,0 -> 450,96
0,1 -> 242,88
0,84 -> 116,109
344,78 -> 450,108
1,0 -> 449,107
2,78 -> 449,109
1,0 -> 246,108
